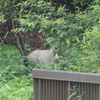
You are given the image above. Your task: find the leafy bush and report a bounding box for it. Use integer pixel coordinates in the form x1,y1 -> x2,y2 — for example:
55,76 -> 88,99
14,0 -> 56,33
0,12 -> 5,24
14,1 -> 100,73
40,5 -> 100,49
79,26 -> 100,72
1,0 -> 100,100
0,77 -> 33,100
0,45 -> 26,81
14,1 -> 100,49
1,3 -> 100,100
0,45 -> 34,99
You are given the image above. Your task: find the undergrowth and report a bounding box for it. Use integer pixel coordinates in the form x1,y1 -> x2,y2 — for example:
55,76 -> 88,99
0,45 -> 34,100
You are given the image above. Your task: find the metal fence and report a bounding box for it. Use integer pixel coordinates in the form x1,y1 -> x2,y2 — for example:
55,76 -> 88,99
33,69 -> 100,100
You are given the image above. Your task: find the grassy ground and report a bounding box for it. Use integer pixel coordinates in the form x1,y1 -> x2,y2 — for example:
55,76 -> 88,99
0,45 -> 34,100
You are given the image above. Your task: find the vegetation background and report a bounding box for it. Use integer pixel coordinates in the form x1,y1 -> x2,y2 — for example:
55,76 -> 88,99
0,0 -> 100,99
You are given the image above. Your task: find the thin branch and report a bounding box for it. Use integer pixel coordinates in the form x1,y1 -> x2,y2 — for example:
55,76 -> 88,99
0,37 -> 5,45
3,31 -> 9,41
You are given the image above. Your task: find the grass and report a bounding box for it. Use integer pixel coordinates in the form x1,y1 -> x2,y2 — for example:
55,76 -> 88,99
0,45 -> 34,100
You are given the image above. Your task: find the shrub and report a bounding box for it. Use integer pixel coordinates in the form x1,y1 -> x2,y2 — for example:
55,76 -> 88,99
0,45 -> 34,99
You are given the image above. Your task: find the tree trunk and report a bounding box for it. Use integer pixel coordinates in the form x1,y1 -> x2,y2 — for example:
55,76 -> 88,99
11,16 -> 27,56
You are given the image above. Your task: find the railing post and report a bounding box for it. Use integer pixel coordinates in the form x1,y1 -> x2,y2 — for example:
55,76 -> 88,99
68,81 -> 71,100
99,84 -> 100,100
38,79 -> 41,100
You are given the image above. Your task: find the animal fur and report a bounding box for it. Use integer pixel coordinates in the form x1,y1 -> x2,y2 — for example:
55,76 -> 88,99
24,48 -> 57,66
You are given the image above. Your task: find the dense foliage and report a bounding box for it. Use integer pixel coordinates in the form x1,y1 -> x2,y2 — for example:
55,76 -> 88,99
1,0 -> 100,99
14,1 -> 100,73
0,45 -> 34,100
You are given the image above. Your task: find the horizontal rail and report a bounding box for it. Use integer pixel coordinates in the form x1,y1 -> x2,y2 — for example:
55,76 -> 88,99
33,69 -> 100,84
